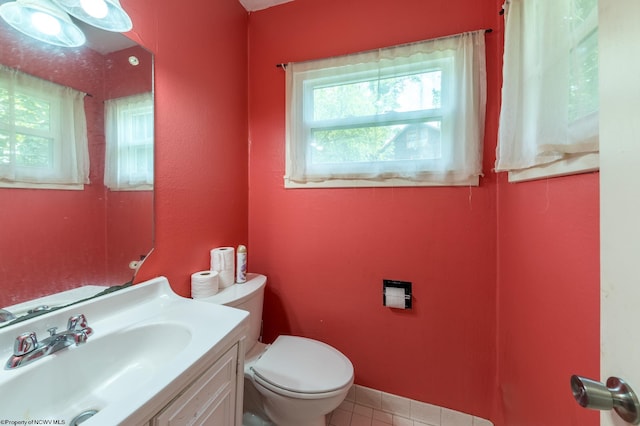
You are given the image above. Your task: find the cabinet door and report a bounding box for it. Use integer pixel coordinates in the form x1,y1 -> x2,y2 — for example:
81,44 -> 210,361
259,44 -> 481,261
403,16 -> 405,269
153,344 -> 239,426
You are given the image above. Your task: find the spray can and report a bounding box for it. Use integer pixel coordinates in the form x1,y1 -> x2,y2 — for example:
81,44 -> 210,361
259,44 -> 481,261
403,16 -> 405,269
236,245 -> 247,283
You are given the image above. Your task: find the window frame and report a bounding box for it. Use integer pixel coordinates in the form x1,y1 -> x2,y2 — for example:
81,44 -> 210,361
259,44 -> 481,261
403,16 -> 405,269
104,92 -> 154,191
498,0 -> 599,182
285,32 -> 486,189
299,60 -> 452,180
0,67 -> 88,190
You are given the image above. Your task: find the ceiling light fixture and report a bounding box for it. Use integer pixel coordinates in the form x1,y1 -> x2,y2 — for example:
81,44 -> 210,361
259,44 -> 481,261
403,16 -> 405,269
0,0 -> 132,48
0,0 -> 86,47
51,0 -> 132,32
80,0 -> 108,19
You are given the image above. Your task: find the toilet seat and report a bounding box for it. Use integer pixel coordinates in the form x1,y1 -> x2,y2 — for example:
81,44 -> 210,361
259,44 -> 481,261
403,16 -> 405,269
250,335 -> 353,399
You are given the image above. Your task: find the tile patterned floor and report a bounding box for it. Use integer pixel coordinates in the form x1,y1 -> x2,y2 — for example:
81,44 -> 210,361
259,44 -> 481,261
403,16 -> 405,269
328,400 -> 432,426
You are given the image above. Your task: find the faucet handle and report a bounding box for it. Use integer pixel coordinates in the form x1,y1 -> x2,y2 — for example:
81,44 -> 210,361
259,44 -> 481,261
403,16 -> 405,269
13,332 -> 38,356
67,314 -> 93,344
73,328 -> 93,344
67,314 -> 89,332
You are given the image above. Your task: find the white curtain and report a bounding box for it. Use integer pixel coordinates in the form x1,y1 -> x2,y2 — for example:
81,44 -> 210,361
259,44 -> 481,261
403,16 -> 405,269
495,0 -> 599,172
285,31 -> 487,186
0,65 -> 89,185
104,92 -> 154,190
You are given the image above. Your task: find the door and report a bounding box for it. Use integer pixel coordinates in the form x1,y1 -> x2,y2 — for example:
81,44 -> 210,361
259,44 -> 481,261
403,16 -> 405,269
600,0 -> 640,425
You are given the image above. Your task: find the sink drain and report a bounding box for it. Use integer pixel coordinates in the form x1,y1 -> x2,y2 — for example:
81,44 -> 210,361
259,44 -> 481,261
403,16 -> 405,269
70,409 -> 99,426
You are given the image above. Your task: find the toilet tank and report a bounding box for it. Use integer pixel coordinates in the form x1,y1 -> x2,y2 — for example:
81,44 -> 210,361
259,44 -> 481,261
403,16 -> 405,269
199,273 -> 266,352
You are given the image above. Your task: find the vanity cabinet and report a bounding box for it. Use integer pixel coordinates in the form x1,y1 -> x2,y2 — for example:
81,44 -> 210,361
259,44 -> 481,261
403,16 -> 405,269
151,343 -> 241,426
0,277 -> 249,426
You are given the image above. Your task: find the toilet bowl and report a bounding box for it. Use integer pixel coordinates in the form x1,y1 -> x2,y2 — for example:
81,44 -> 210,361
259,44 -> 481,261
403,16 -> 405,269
198,274 -> 354,426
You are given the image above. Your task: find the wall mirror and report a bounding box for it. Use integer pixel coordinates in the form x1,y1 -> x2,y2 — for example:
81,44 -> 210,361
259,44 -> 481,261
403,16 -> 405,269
0,15 -> 154,327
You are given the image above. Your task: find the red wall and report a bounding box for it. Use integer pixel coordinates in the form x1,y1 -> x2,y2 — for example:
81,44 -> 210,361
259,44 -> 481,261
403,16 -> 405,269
246,0 -> 498,420
131,0 -> 249,295
491,0 -> 600,423
245,1 -> 600,425
496,175 -> 600,426
498,173 -> 600,426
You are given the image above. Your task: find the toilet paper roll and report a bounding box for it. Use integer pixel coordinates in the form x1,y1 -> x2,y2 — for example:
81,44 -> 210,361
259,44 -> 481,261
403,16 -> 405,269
191,270 -> 219,299
210,247 -> 235,289
384,287 -> 407,309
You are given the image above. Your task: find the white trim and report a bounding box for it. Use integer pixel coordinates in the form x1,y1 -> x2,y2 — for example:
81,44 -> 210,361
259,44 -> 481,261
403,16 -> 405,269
507,152 -> 599,183
336,384 -> 494,426
0,181 -> 84,190
284,176 -> 479,189
107,185 -> 153,192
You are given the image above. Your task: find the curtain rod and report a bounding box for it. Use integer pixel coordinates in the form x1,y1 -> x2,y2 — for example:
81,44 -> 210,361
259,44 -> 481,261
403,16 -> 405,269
275,28 -> 493,69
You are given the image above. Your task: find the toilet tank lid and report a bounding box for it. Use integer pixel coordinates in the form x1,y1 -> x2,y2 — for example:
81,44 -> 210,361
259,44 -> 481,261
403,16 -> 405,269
251,335 -> 354,394
199,273 -> 266,306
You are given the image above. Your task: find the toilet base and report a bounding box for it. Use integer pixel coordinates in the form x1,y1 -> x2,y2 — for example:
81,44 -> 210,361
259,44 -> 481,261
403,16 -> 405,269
242,411 -> 273,426
241,409 -> 325,426
261,394 -> 333,426
261,412 -> 326,426
244,375 -> 337,426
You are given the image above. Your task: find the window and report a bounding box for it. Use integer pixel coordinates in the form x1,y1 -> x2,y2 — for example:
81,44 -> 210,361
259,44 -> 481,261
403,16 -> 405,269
0,65 -> 89,188
285,31 -> 487,188
496,0 -> 599,181
104,92 -> 154,191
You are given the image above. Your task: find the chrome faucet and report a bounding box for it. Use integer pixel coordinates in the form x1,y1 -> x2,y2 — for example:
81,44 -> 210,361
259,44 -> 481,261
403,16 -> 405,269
5,314 -> 93,369
0,308 -> 16,323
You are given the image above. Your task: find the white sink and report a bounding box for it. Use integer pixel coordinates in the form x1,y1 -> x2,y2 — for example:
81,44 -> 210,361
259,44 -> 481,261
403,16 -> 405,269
0,277 -> 249,425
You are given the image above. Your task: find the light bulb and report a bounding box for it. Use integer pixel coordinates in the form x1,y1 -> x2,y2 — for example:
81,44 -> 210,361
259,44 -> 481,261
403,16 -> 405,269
80,0 -> 108,19
31,11 -> 61,35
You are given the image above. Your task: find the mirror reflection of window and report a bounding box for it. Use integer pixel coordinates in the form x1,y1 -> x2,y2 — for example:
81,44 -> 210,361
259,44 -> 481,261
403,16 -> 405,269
0,65 -> 89,188
104,92 -> 153,191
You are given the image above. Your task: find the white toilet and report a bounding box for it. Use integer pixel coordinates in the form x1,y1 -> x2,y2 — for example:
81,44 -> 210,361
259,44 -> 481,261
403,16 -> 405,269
199,273 -> 354,426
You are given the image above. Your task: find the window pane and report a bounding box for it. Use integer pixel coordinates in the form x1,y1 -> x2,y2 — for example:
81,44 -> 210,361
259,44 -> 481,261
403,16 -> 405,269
15,133 -> 52,168
569,29 -> 598,121
310,120 -> 441,164
131,145 -> 152,176
14,93 -> 51,131
312,70 -> 442,121
131,111 -> 153,142
0,88 -> 8,124
0,132 -> 9,165
573,0 -> 596,22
